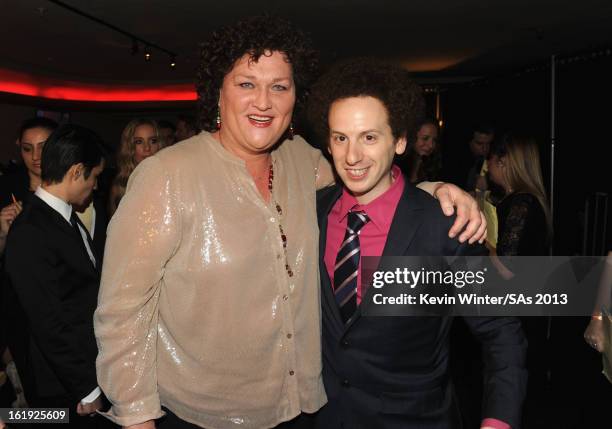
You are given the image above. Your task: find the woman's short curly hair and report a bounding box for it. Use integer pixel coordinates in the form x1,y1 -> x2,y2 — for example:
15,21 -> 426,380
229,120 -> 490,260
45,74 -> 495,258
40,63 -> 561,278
197,15 -> 319,132
307,57 -> 425,148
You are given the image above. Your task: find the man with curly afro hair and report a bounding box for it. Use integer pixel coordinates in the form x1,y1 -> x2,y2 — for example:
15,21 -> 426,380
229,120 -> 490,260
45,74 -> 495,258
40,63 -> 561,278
310,58 -> 527,429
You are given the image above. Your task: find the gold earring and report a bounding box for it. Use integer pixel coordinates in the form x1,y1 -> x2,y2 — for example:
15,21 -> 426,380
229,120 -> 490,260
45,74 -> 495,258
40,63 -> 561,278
216,107 -> 221,130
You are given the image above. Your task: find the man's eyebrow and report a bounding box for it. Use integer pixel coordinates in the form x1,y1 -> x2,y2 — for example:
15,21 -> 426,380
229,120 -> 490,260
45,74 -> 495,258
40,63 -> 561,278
359,129 -> 381,135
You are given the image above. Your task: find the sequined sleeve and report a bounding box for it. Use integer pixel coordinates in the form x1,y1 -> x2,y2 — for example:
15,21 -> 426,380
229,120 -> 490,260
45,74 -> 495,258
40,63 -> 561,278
94,156 -> 180,427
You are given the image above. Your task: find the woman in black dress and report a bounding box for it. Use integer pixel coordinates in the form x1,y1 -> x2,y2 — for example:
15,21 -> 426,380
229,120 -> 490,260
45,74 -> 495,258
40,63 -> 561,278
487,134 -> 552,424
487,135 -> 551,258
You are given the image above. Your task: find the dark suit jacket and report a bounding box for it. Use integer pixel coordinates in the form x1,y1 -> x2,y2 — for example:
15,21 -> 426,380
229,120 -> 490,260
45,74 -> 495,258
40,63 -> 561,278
4,194 -> 100,405
0,164 -> 30,208
316,183 -> 527,429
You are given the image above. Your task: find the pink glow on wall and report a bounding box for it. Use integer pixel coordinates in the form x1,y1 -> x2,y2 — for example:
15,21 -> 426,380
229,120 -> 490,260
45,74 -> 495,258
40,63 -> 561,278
0,68 -> 197,102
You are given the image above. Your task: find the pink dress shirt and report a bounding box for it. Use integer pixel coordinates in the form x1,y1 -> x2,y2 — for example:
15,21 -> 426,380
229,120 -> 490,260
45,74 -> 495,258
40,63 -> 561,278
324,165 -> 405,304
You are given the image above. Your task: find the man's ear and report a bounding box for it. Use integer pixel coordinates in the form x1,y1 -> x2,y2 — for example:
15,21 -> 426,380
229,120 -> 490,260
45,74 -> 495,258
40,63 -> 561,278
395,136 -> 407,155
68,163 -> 84,181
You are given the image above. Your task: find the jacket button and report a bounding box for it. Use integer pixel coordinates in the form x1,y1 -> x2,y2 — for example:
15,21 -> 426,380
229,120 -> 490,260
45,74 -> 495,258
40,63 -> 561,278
341,339 -> 349,348
342,379 -> 350,387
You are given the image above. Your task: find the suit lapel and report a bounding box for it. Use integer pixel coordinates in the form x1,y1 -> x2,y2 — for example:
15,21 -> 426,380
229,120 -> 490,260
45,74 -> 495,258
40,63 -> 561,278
380,183 -> 424,257
318,185 -> 345,329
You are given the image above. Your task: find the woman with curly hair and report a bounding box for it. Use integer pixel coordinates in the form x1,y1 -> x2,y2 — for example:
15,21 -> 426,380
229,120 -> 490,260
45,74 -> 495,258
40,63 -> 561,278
108,118 -> 163,216
95,15 -> 484,429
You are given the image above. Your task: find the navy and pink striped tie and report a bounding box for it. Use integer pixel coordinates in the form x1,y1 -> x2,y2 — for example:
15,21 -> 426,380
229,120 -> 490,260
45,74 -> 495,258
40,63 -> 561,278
333,210 -> 370,322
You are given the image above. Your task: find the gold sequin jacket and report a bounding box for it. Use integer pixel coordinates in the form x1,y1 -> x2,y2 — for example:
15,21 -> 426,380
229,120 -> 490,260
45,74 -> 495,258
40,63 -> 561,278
94,132 -> 334,428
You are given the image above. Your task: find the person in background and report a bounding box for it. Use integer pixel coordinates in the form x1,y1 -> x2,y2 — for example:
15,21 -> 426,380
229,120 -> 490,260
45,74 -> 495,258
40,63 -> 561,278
487,134 -> 552,425
0,118 -> 58,412
466,123 -> 495,193
109,118 -> 164,216
174,115 -> 199,142
487,135 -> 551,260
446,122 -> 495,192
402,118 -> 442,183
4,124 -> 107,428
0,117 -> 58,255
157,120 -> 176,146
94,16 -> 485,429
584,250 -> 612,370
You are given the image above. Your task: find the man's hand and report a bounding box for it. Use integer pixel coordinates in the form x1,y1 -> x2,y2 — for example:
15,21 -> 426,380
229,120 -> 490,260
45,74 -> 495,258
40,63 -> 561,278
433,183 -> 486,244
124,421 -> 156,429
0,201 -> 23,238
76,396 -> 103,416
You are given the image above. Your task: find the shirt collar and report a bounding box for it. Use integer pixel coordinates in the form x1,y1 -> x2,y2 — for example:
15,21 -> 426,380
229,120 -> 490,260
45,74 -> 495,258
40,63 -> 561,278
35,186 -> 73,224
336,165 -> 405,231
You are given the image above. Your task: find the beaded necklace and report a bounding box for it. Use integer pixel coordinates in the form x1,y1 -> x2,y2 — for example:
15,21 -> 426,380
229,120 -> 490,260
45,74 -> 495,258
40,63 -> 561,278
268,163 -> 294,278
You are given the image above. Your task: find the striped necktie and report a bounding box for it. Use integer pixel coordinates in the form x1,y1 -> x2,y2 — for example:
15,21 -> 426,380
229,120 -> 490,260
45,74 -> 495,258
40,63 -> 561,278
333,210 -> 370,322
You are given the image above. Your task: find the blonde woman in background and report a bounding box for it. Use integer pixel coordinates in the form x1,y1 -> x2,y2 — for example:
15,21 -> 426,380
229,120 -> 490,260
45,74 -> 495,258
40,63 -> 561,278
487,134 -> 552,260
109,118 -> 163,216
486,134 -> 553,422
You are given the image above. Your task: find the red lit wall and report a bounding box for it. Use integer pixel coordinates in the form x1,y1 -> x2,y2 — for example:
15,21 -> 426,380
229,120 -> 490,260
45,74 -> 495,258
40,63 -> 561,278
0,68 -> 197,102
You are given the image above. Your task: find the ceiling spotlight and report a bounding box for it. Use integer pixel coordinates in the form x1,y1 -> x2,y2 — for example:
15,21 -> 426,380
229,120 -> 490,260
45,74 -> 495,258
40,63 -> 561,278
170,57 -> 176,69
144,49 -> 151,61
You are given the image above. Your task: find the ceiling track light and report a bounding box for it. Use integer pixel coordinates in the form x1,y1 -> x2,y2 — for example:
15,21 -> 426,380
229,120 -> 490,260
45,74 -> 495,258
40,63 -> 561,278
45,1 -> 177,68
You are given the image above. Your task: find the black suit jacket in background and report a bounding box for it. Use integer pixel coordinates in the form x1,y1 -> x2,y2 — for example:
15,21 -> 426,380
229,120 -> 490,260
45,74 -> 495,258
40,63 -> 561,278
315,183 -> 527,429
4,194 -> 100,405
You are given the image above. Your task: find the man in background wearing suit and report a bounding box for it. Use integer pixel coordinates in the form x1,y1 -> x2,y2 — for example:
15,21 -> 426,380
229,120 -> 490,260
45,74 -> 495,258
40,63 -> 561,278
4,124 -> 107,427
308,58 -> 527,429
